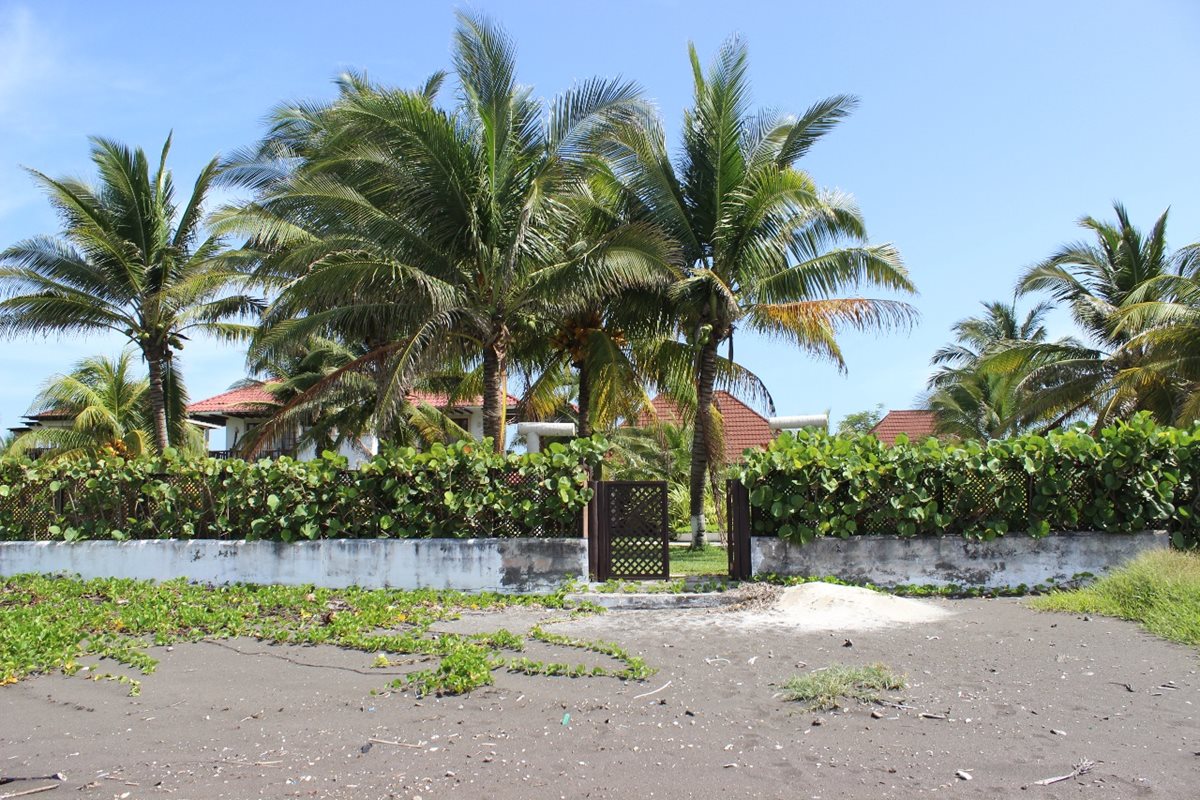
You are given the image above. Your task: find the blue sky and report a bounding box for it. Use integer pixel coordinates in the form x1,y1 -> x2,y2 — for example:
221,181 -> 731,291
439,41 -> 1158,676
1,0 -> 1198,431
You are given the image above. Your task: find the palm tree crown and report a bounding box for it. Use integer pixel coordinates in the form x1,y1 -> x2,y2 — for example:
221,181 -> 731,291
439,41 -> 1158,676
925,300 -> 1062,439
1014,203 -> 1200,426
6,352 -> 151,460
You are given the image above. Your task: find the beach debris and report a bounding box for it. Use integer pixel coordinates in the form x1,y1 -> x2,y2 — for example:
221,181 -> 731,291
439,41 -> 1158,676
1033,758 -> 1094,786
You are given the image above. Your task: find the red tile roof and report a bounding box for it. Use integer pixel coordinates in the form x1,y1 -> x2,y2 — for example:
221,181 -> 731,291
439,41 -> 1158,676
187,385 -> 520,417
408,390 -> 520,409
637,391 -> 775,464
24,409 -> 74,421
187,384 -> 279,415
869,410 -> 939,445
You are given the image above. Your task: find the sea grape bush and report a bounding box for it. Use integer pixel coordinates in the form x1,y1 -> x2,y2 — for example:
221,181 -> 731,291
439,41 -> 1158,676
0,437 -> 608,542
731,413 -> 1199,548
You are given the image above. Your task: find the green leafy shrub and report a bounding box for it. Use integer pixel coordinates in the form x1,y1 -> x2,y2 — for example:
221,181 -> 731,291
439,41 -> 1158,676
0,437 -> 608,541
731,413 -> 1199,547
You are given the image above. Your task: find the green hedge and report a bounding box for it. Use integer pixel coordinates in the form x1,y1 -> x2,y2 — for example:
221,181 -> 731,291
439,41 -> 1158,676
731,413 -> 1200,549
0,438 -> 608,542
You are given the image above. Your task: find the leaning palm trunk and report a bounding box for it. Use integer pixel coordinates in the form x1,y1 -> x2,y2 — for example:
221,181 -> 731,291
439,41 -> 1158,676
689,335 -> 720,549
145,348 -> 170,453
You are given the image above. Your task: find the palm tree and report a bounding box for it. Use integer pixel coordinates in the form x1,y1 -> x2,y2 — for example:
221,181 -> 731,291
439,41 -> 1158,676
1115,269 -> 1200,424
239,336 -> 376,456
1015,203 -> 1200,426
6,352 -> 152,460
603,36 -> 915,546
0,136 -> 262,452
924,300 -> 1062,439
222,13 -> 671,453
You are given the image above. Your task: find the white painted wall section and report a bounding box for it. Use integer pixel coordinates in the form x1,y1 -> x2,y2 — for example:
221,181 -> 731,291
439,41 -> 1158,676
0,538 -> 588,593
751,531 -> 1168,589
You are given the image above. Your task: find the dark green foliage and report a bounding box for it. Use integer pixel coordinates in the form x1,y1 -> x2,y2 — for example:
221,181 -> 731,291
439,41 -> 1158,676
731,413 -> 1199,547
0,437 -> 608,541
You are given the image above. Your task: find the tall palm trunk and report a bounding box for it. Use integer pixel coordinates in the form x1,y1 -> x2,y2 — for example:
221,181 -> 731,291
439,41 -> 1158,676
145,346 -> 169,453
576,359 -> 593,439
482,329 -> 509,452
689,335 -> 720,550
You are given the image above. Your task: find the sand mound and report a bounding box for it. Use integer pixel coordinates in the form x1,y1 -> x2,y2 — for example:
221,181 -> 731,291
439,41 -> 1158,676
762,582 -> 952,631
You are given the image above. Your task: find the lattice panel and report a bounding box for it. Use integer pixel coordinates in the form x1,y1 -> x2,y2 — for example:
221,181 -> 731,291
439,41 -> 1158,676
747,470 -> 1044,537
0,484 -> 55,540
602,482 -> 667,579
610,536 -> 665,577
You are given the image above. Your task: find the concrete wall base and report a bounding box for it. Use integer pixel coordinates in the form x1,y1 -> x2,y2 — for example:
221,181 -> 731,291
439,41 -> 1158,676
0,538 -> 587,594
751,531 -> 1168,589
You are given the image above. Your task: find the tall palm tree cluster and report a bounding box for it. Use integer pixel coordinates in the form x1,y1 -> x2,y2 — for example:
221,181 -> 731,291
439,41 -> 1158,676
0,14 -> 913,543
925,203 -> 1200,439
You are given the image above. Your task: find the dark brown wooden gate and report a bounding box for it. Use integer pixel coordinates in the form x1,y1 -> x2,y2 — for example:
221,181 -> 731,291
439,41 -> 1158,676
588,481 -> 669,581
726,479 -> 752,580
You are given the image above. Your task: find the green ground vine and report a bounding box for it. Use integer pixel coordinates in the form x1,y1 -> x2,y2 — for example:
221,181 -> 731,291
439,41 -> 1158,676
0,575 -> 650,696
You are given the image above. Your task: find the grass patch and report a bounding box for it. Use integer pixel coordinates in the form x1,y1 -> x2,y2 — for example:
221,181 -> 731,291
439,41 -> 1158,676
669,544 -> 728,576
0,575 -> 653,696
782,663 -> 906,710
1030,549 -> 1200,647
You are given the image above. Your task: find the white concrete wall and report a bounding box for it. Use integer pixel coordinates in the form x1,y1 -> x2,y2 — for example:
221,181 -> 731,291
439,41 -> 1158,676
0,538 -> 588,594
751,531 -> 1169,589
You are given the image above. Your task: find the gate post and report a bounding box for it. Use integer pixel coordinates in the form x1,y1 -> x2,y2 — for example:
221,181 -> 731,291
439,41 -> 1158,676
726,479 -> 753,580
587,480 -> 609,581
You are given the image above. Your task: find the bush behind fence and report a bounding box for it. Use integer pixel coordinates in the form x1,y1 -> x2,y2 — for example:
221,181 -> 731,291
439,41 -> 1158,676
731,413 -> 1200,549
0,438 -> 607,542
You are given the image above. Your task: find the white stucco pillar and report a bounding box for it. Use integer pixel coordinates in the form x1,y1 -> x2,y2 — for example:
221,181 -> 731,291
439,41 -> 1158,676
516,422 -> 577,453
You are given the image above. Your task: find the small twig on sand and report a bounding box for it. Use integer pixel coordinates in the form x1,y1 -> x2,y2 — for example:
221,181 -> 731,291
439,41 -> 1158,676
633,680 -> 673,700
919,712 -> 947,720
1034,758 -> 1095,786
0,785 -> 61,799
0,777 -> 64,788
878,701 -> 916,710
368,738 -> 426,749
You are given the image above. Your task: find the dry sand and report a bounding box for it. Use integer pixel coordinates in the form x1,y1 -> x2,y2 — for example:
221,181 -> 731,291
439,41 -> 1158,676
2,597 -> 1197,799
762,583 -> 953,631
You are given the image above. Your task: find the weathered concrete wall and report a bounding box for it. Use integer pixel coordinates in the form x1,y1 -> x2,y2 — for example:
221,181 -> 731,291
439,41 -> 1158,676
0,538 -> 587,594
751,531 -> 1169,588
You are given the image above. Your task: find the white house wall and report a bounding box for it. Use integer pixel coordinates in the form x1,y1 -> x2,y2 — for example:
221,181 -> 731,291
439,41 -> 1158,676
212,409 -> 491,464
224,418 -> 248,451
